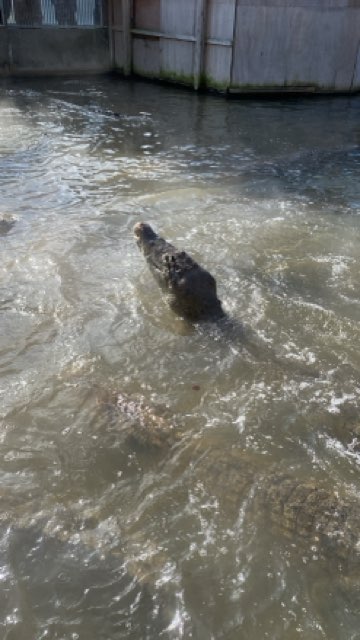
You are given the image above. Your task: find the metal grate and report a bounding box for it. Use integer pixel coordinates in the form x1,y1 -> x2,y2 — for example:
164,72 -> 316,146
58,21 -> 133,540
1,0 -> 107,27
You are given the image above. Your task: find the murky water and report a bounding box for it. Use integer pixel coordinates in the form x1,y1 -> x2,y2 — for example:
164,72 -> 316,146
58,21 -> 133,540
0,76 -> 360,639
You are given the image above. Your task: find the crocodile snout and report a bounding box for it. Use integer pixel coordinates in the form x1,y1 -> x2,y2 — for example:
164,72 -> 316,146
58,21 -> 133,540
133,222 -> 157,242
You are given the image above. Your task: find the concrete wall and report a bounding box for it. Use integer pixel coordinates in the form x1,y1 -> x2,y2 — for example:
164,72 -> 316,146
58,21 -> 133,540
0,28 -> 111,75
0,31 -> 8,74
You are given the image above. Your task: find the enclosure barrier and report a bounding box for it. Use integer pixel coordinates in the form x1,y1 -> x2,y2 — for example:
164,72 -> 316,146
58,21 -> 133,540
1,0 -> 360,93
109,0 -> 360,93
0,0 -> 110,74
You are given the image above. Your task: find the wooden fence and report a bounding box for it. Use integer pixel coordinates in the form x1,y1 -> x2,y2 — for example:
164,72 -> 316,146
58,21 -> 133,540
108,0 -> 360,93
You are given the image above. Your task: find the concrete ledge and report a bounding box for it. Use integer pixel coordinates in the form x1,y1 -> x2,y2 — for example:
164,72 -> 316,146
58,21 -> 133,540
0,28 -> 110,75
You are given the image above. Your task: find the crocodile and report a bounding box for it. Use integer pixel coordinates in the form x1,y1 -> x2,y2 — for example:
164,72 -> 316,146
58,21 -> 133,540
185,444 -> 360,573
102,390 -> 180,449
134,222 -> 225,321
0,213 -> 16,236
105,392 -> 360,574
133,222 -> 323,382
9,384 -> 360,574
2,393 -> 360,637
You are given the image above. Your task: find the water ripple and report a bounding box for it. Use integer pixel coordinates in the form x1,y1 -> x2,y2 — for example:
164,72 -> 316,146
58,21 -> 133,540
0,77 -> 359,639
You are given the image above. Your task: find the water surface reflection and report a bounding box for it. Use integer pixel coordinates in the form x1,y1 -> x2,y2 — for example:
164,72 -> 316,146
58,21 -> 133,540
0,77 -> 360,639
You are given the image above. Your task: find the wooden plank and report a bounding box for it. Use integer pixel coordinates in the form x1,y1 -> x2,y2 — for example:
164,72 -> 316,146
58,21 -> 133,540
122,0 -> 132,75
160,0 -> 197,85
134,0 -> 160,30
133,35 -> 161,76
112,0 -> 123,28
193,0 -> 206,89
131,28 -> 231,46
161,39 -> 194,83
107,0 -> 115,66
113,29 -> 125,69
204,0 -> 236,90
204,43 -> 233,89
207,38 -> 232,46
206,0 -> 236,41
235,0 -> 359,7
231,2 -> 360,91
161,0 -> 196,37
352,36 -> 360,90
109,0 -> 125,69
132,28 -> 195,42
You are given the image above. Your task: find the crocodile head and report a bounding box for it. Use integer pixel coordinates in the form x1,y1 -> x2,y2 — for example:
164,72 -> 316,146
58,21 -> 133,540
134,222 -> 225,321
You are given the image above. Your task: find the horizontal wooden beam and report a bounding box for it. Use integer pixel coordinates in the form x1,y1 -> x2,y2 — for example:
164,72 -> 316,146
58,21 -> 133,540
131,28 -> 195,42
110,27 -> 232,47
207,38 -> 232,47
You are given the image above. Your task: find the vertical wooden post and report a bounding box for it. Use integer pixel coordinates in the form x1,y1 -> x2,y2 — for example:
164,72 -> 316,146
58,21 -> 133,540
107,0 -> 115,68
229,0 -> 238,92
122,0 -> 132,76
0,0 -> 4,25
193,0 -> 207,90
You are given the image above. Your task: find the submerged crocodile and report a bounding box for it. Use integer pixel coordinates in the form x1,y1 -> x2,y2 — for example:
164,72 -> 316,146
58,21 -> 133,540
132,227 -> 357,566
0,214 -> 16,236
134,222 -> 225,321
102,390 -> 179,449
107,392 -> 360,574
2,392 -> 359,637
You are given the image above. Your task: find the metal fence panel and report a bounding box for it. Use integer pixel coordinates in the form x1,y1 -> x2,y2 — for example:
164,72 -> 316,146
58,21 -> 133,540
2,0 -> 107,26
